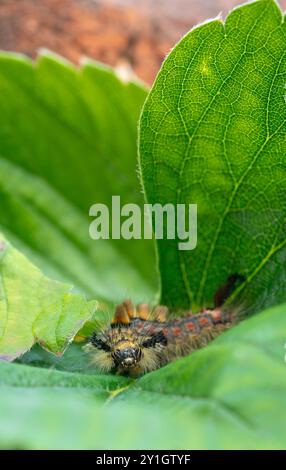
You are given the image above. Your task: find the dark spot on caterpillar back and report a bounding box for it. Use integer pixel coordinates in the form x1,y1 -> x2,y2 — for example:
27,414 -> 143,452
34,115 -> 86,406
142,331 -> 167,349
90,333 -> 111,352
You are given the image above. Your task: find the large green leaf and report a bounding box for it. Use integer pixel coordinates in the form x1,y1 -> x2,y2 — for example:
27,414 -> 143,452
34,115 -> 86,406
1,303 -> 286,449
139,0 -> 286,311
0,233 -> 95,360
0,51 -> 157,304
16,343 -> 100,374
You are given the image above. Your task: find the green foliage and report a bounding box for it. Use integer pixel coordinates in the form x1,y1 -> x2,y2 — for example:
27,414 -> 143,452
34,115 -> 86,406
0,0 -> 286,451
140,0 -> 286,312
0,233 -> 95,359
1,303 -> 286,449
0,51 -> 157,303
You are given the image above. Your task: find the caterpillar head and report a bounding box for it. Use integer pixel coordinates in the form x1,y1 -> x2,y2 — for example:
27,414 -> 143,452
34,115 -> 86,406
87,324 -> 167,376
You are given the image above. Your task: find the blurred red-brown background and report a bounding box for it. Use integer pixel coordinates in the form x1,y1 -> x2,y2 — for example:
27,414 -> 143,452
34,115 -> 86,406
0,0 -> 285,84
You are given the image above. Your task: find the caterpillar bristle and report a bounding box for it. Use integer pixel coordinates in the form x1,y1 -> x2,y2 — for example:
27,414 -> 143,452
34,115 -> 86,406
122,299 -> 136,319
153,305 -> 169,322
112,303 -> 130,325
136,303 -> 150,320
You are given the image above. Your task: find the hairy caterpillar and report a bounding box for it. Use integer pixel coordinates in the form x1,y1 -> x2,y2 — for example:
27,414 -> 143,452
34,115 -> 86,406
86,274 -> 245,377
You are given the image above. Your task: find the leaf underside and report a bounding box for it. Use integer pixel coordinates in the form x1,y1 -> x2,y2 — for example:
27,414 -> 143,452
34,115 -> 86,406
140,0 -> 286,312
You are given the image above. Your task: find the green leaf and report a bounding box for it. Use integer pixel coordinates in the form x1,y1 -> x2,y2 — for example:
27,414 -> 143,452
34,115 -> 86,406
0,234 -> 95,360
139,0 -> 286,311
0,51 -> 157,304
16,343 -> 104,374
0,357 -> 129,392
1,303 -> 286,449
0,387 -> 197,450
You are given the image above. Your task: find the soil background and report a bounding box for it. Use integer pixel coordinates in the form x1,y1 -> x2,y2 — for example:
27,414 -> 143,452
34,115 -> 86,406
0,0 -> 285,84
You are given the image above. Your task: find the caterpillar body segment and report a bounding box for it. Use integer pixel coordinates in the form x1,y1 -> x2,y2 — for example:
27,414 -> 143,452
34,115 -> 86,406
86,299 -> 238,377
